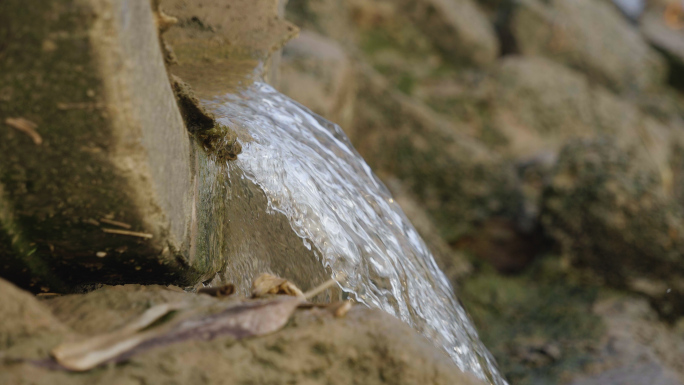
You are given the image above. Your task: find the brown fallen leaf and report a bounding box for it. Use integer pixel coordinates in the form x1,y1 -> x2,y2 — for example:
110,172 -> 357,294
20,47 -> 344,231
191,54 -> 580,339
52,302 -> 186,371
48,297 -> 301,372
252,273 -> 305,299
198,284 -> 235,298
5,117 -> 42,145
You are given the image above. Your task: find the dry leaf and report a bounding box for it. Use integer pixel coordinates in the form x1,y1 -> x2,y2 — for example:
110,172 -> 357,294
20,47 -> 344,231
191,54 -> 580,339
5,117 -> 42,145
52,302 -> 184,371
49,297 -> 300,371
252,273 -> 305,299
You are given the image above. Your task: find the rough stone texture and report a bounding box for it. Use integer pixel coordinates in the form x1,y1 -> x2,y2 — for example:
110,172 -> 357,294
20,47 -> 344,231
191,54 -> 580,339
351,65 -> 523,243
511,0 -> 667,93
161,0 -> 299,99
569,297 -> 684,385
491,56 -> 677,162
541,139 -> 684,318
0,278 -> 68,354
0,278 -> 486,385
0,0 -> 308,293
278,30 -> 356,132
641,8 -> 684,91
0,0 -> 195,292
394,0 -> 500,67
159,0 -> 331,293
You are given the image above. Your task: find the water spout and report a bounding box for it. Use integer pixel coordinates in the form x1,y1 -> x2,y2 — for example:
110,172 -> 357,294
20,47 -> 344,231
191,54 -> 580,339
205,82 -> 507,385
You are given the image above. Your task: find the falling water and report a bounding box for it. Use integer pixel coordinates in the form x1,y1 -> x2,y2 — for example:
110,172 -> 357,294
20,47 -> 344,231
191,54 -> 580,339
207,82 -> 507,385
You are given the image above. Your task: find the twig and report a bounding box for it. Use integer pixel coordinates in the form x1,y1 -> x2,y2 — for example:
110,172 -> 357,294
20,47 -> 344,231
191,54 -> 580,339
102,228 -> 153,239
100,218 -> 132,229
304,272 -> 347,300
5,117 -> 42,145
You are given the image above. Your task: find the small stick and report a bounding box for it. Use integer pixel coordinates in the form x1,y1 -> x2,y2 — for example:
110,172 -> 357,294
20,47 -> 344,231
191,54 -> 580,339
102,229 -> 153,239
5,117 -> 42,145
100,218 -> 132,229
304,272 -> 347,300
56,102 -> 104,110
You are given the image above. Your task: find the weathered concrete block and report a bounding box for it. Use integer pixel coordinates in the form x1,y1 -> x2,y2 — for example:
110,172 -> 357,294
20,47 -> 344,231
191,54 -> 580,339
0,0 -> 306,293
0,0 -> 194,291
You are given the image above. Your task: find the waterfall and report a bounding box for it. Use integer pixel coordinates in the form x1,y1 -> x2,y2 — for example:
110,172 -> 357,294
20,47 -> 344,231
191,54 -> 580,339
206,82 -> 507,385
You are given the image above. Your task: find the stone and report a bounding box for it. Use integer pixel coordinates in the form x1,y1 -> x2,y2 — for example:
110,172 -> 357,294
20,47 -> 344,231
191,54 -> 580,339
0,0 -> 303,293
0,278 -> 487,385
160,0 -> 330,293
278,30 -> 356,131
641,8 -> 684,91
351,65 -> 523,244
393,0 -> 500,67
511,0 -> 667,93
569,297 -> 684,385
541,138 -> 684,317
0,0 -> 194,292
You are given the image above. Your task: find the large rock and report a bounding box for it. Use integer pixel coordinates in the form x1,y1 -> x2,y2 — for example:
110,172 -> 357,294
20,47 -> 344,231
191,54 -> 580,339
0,0 -> 307,293
569,297 -> 684,385
160,0 -> 330,293
641,8 -> 684,91
0,278 -> 486,385
394,0 -> 500,67
491,56 -> 679,218
511,0 -> 667,93
278,30 -> 356,131
0,0 -> 194,292
541,139 -> 684,317
351,65 -> 523,244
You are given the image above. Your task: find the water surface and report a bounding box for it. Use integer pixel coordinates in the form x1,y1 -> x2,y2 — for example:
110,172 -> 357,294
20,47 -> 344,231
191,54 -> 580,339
208,82 -> 506,385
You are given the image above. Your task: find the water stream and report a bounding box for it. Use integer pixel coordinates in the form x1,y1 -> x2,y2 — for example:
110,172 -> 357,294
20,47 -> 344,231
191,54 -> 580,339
207,82 -> 507,385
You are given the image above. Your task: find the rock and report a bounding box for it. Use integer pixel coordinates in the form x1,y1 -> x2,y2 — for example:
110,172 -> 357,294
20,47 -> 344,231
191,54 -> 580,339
0,0 -> 320,294
351,65 -> 523,243
459,262 -> 605,384
161,0 -> 330,294
541,138 -> 684,316
641,8 -> 684,91
569,297 -> 684,385
0,0 -> 195,292
493,57 -> 607,157
511,0 -> 667,93
286,0 -> 354,44
491,57 -> 682,231
0,278 -> 69,356
0,278 -> 486,385
278,30 -> 356,131
393,0 -> 500,67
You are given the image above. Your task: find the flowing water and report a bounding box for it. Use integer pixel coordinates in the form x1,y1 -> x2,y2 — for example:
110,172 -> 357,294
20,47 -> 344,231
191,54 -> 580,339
207,82 -> 507,385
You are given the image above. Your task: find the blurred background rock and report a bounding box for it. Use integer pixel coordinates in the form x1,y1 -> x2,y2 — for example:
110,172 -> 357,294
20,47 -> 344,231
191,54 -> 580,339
278,0 -> 684,383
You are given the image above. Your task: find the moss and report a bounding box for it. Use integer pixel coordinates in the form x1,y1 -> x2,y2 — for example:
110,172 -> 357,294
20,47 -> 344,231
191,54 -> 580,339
460,257 -> 604,385
170,75 -> 242,162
